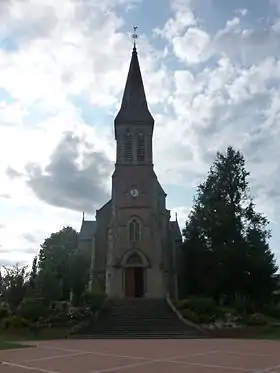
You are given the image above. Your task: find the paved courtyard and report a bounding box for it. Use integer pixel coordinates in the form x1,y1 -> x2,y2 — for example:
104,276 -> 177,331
1,338 -> 280,373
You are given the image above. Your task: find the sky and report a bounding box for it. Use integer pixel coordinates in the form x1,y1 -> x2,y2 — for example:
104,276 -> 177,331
0,0 -> 280,269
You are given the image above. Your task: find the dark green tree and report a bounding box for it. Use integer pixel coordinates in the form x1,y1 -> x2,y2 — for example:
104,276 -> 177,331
28,256 -> 38,291
0,269 -> 4,298
69,247 -> 91,305
182,146 -> 278,306
1,264 -> 28,312
35,226 -> 92,304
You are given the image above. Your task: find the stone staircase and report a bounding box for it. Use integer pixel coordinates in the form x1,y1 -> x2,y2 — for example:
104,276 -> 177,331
73,298 -> 205,339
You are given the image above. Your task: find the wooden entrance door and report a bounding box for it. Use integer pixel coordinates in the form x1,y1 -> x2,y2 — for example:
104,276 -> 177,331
125,268 -> 135,298
134,267 -> 144,298
125,267 -> 144,298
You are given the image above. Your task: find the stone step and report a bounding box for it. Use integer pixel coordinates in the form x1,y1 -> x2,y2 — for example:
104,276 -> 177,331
72,334 -> 204,340
71,299 -> 205,340
93,325 -> 196,331
74,331 -> 202,338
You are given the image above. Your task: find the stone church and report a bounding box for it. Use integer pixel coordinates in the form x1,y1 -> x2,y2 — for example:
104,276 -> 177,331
78,44 -> 182,300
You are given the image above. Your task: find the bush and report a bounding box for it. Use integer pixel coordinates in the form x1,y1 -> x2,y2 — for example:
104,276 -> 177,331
176,299 -> 190,310
264,304 -> 280,320
1,315 -> 29,331
82,291 -> 106,313
0,303 -> 10,319
216,307 -> 240,321
198,313 -> 216,324
181,309 -> 200,324
247,313 -> 268,326
231,296 -> 255,315
187,297 -> 217,315
18,298 -> 47,322
67,307 -> 93,321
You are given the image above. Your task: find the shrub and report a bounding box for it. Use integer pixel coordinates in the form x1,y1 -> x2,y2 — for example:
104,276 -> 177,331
176,299 -> 190,310
18,298 -> 46,322
198,313 -> 216,324
187,297 -> 217,315
0,303 -> 10,319
181,309 -> 200,324
1,315 -> 29,331
231,296 -> 255,315
216,307 -> 240,321
247,313 -> 268,326
67,307 -> 92,321
264,304 -> 280,320
82,291 -> 106,313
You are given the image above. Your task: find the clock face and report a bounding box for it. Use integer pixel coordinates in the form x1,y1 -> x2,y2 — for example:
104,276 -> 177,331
130,188 -> 139,198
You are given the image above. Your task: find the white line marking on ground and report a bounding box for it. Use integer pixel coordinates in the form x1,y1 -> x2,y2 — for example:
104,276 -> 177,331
25,346 -> 151,362
228,351 -> 276,357
26,351 -> 94,363
89,350 -> 222,373
168,359 -> 252,372
1,361 -> 60,373
255,363 -> 280,373
33,344 -> 220,363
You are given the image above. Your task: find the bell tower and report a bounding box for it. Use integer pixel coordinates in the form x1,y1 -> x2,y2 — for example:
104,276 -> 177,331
114,44 -> 154,166
106,30 -> 168,299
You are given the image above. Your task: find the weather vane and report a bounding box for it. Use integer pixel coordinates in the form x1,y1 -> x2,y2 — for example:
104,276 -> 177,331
131,26 -> 139,47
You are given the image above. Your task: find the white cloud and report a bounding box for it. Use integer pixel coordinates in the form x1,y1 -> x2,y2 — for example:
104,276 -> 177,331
0,101 -> 29,126
236,9 -> 248,17
154,6 -> 196,41
173,27 -> 212,65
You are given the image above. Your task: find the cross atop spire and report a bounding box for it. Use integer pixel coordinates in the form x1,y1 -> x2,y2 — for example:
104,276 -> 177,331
131,26 -> 138,48
114,27 -> 154,129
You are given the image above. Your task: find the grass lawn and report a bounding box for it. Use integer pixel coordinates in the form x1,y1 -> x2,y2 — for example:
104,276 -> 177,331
0,327 -> 68,342
256,326 -> 280,340
0,339 -> 27,350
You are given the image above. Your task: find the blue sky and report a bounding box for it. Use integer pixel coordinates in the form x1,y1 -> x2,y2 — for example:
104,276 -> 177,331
0,0 -> 280,268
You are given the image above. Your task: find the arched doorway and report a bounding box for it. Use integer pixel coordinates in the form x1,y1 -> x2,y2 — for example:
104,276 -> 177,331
124,253 -> 145,298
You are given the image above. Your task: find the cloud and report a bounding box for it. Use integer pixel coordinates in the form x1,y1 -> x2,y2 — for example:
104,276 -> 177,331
214,20 -> 280,66
151,1 -> 280,228
0,194 -> 10,199
154,1 -> 196,40
0,258 -> 26,268
22,233 -> 38,244
0,101 -> 28,127
236,9 -> 248,16
6,166 -> 22,179
173,28 -> 212,65
25,131 -> 112,213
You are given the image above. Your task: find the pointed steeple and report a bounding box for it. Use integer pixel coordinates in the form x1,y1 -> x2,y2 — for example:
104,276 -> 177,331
114,45 -> 154,127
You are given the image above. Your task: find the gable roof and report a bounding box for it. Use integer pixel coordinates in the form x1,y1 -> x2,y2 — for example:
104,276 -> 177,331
79,220 -> 97,240
169,220 -> 182,241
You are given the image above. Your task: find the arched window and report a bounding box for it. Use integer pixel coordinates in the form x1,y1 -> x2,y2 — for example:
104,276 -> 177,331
124,130 -> 133,163
129,219 -> 140,242
137,132 -> 145,162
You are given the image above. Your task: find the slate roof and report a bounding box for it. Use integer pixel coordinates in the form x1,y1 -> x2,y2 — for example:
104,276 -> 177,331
169,220 -> 182,241
79,220 -> 97,240
114,46 -> 154,128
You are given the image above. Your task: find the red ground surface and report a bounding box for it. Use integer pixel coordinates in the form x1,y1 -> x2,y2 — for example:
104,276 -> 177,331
1,338 -> 280,373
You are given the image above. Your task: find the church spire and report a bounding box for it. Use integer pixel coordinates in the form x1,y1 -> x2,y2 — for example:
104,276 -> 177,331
114,28 -> 154,128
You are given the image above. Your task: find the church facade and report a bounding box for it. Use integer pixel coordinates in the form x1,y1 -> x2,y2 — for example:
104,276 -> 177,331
78,45 -> 182,300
